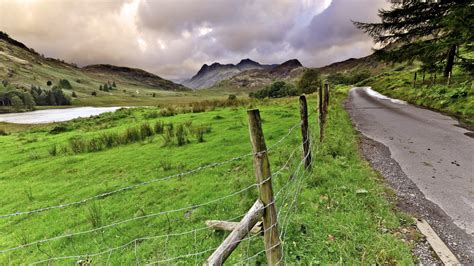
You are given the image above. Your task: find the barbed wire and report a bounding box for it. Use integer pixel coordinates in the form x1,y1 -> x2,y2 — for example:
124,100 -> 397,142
0,139 -> 303,254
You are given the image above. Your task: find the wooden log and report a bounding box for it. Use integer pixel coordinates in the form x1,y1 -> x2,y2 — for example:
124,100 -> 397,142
299,95 -> 311,169
205,220 -> 263,235
205,200 -> 265,266
247,109 -> 283,265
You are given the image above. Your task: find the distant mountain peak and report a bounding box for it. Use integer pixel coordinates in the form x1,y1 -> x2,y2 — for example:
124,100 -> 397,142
279,59 -> 303,68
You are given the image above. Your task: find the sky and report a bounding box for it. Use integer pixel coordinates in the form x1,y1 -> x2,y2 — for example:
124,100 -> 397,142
0,0 -> 390,80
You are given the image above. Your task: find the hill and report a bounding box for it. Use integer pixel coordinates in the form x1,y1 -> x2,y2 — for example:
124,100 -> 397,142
0,31 -> 190,109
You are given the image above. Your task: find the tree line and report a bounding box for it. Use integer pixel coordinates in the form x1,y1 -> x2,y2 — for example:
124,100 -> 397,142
0,83 -> 71,111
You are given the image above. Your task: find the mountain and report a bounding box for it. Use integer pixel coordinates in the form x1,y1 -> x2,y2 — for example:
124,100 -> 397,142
0,31 -> 188,98
183,58 -> 277,89
210,59 -> 305,92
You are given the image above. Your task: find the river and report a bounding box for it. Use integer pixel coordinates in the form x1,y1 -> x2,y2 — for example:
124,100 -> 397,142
0,107 -> 123,124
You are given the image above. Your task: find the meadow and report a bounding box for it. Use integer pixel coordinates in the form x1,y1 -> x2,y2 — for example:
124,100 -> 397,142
0,88 -> 415,264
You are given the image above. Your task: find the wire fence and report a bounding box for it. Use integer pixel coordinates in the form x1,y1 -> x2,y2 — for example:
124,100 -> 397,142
1,99 -> 324,265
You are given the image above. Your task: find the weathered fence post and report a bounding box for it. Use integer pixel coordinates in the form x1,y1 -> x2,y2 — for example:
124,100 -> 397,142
318,86 -> 324,142
247,109 -> 283,265
299,95 -> 311,169
324,82 -> 330,114
413,72 -> 417,87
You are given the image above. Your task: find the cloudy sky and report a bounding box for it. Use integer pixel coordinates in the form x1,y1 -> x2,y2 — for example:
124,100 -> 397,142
0,0 -> 390,80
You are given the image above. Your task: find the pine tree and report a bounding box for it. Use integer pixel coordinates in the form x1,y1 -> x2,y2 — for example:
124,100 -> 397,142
354,0 -> 473,76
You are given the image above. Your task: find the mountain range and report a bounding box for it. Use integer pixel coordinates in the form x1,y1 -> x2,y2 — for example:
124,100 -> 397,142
183,58 -> 302,89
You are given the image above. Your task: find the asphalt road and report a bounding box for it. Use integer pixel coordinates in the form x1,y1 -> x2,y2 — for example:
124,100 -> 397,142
347,87 -> 474,237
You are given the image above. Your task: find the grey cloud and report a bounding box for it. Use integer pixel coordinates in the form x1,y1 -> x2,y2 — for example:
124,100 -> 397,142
0,0 -> 389,80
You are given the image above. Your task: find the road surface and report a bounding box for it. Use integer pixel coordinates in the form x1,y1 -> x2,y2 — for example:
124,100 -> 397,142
347,87 -> 473,242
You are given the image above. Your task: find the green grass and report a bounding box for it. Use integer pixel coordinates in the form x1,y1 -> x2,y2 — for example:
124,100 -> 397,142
0,89 -> 414,264
361,65 -> 474,128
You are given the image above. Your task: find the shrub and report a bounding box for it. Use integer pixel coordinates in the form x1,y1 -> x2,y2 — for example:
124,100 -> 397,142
249,81 -> 298,99
87,137 -> 104,152
140,123 -> 154,139
58,79 -> 72,90
100,133 -> 119,148
160,107 -> 176,117
144,111 -> 159,119
49,124 -> 69,134
228,94 -> 237,100
154,121 -> 164,134
122,127 -> 141,143
46,80 -> 52,86
159,160 -> 173,171
175,125 -> 188,146
91,91 -> 97,96
191,103 -> 206,113
69,137 -> 86,153
194,127 -> 206,143
72,91 -> 77,98
48,144 -> 57,156
0,129 -> 8,136
86,203 -> 103,228
163,123 -> 175,146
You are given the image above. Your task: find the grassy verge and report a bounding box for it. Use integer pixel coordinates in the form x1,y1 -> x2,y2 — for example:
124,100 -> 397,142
361,67 -> 474,128
0,89 -> 414,264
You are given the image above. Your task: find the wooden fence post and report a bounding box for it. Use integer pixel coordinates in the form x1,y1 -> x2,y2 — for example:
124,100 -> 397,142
299,95 -> 311,169
324,82 -> 330,114
318,86 -> 324,143
413,72 -> 417,87
247,109 -> 283,265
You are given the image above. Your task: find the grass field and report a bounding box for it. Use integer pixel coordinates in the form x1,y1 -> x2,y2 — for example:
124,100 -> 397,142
0,87 -> 415,264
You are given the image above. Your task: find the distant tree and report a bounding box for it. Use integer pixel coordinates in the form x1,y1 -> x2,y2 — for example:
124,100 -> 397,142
72,91 -> 77,98
91,91 -> 97,96
58,79 -> 72,90
228,94 -> 237,100
298,69 -> 320,94
10,95 -> 23,111
46,80 -> 52,86
152,93 -> 156,97
250,81 -> 298,99
112,81 -> 116,87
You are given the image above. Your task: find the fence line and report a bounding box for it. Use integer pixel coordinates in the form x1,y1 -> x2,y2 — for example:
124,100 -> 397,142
26,138 -> 311,265
1,137 -> 305,255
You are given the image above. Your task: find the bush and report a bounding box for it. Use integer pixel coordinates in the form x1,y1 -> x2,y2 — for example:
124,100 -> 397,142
46,80 -> 52,86
87,137 -> 104,152
49,124 -> 69,134
140,123 -> 153,139
100,133 -> 119,148
72,91 -> 77,98
122,127 -> 141,143
0,129 -> 8,136
163,123 -> 175,146
69,137 -> 87,154
160,107 -> 176,117
91,91 -> 97,96
58,79 -> 72,90
144,111 -> 159,119
228,94 -> 237,100
175,125 -> 188,146
48,144 -> 57,156
154,121 -> 164,134
249,81 -> 298,99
